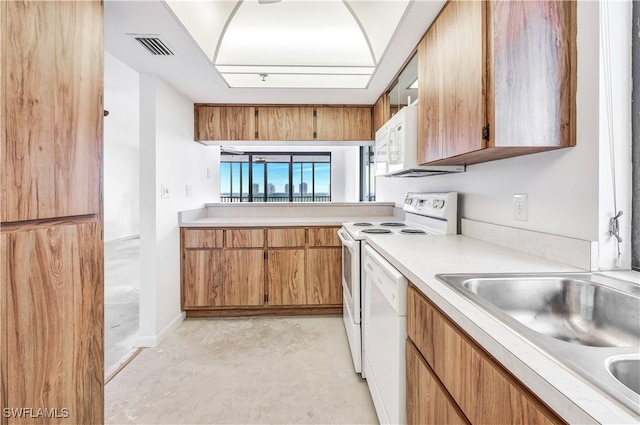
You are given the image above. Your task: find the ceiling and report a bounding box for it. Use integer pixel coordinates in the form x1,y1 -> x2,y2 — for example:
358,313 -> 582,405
104,0 -> 446,105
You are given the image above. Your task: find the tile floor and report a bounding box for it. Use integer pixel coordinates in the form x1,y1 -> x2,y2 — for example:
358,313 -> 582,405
104,237 -> 140,377
104,316 -> 377,424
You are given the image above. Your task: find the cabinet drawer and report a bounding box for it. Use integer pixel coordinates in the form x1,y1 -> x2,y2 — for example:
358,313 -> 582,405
267,228 -> 306,247
308,227 -> 340,247
183,229 -> 224,248
227,229 -> 264,248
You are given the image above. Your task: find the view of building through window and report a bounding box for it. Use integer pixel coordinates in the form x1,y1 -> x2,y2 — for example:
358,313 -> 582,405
221,153 -> 331,202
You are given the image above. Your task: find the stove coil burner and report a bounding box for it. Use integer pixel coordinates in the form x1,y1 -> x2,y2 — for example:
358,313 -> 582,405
353,222 -> 373,227
361,228 -> 393,234
380,222 -> 406,227
401,229 -> 427,235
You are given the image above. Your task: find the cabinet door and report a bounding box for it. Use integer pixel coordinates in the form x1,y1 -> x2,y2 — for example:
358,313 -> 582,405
267,249 -> 306,305
316,107 -> 343,140
183,249 -> 264,307
257,106 -> 314,141
491,1 -> 575,149
305,248 -> 342,305
343,107 -> 372,140
2,222 -> 103,424
2,0 -> 103,222
417,0 -> 485,164
195,105 -> 256,141
225,249 -> 264,306
183,250 -> 225,307
407,341 -> 469,425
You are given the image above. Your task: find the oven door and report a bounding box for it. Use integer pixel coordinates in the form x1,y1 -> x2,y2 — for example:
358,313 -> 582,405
337,227 -> 360,322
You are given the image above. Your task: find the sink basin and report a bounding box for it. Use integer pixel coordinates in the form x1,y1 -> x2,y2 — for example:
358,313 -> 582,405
452,275 -> 639,347
609,357 -> 640,396
436,272 -> 640,416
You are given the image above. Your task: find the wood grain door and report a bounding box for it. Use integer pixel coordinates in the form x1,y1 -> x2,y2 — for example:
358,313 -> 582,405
343,107 -> 372,140
195,105 -> 256,141
267,249 -> 306,305
2,0 -> 103,222
257,107 -> 314,141
183,250 -> 226,307
305,248 -> 342,305
2,221 -> 104,424
183,249 -> 264,307
315,107 -> 344,140
417,0 -> 485,164
1,1 -> 104,423
406,340 -> 469,425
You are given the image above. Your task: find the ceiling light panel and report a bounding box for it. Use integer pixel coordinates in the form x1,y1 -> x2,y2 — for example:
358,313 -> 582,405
166,1 -> 236,61
215,65 -> 375,75
216,1 -> 373,66
221,73 -> 372,88
345,0 -> 410,62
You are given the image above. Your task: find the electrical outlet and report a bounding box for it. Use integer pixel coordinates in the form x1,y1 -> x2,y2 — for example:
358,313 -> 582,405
161,184 -> 171,199
513,194 -> 528,221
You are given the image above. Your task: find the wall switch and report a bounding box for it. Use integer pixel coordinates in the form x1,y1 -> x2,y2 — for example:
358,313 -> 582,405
513,194 -> 528,221
186,184 -> 193,198
161,184 -> 171,199
206,168 -> 211,179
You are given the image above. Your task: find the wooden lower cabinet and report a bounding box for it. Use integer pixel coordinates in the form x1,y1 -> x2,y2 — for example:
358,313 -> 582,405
183,249 -> 264,307
267,249 -> 306,305
306,248 -> 342,305
181,226 -> 342,315
406,340 -> 469,425
407,285 -> 565,425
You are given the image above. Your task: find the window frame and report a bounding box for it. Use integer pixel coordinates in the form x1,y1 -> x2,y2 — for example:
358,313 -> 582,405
220,152 -> 332,203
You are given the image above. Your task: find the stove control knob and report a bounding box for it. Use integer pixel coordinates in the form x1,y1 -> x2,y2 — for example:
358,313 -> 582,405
437,199 -> 445,209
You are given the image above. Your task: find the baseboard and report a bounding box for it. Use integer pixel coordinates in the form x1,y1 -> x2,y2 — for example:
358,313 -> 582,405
105,234 -> 140,244
136,311 -> 186,347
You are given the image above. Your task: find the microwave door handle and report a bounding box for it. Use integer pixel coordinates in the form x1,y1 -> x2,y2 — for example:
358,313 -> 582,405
337,229 -> 355,249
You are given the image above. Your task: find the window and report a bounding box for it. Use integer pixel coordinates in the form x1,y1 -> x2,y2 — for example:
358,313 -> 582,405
360,146 -> 376,201
220,152 -> 331,202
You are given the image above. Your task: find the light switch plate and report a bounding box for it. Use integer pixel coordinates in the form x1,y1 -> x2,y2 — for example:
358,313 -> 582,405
186,184 -> 193,198
161,184 -> 171,199
513,194 -> 528,221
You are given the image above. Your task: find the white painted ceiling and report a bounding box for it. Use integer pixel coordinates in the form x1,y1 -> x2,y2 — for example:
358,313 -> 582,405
104,0 -> 446,105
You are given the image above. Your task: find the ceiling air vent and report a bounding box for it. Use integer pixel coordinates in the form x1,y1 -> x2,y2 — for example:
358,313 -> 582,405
133,35 -> 174,56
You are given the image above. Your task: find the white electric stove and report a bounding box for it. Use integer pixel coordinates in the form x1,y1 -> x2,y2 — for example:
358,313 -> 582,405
337,192 -> 458,377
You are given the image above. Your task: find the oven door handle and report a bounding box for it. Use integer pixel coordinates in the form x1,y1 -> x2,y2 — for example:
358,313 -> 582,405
337,228 -> 355,249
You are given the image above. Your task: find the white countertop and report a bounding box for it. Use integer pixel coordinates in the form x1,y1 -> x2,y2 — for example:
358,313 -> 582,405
180,215 -> 399,227
364,233 -> 639,425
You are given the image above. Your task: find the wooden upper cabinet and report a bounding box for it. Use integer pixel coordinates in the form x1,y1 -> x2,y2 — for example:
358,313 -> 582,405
417,0 -> 576,166
195,105 -> 256,141
372,95 -> 390,136
418,0 -> 485,165
316,107 -> 372,141
257,106 -> 314,141
2,0 -> 103,222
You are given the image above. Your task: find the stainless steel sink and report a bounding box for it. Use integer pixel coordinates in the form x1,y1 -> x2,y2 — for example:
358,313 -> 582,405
609,356 -> 640,396
452,275 -> 639,347
436,272 -> 640,417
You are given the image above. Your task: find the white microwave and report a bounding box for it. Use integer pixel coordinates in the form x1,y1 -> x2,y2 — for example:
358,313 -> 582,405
374,104 -> 464,177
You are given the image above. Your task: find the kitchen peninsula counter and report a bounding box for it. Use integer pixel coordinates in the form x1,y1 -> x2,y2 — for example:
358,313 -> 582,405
179,202 -> 400,227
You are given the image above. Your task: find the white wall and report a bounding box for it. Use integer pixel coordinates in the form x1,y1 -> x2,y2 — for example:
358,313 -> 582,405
376,1 -> 633,270
104,52 -> 140,242
138,74 -> 217,346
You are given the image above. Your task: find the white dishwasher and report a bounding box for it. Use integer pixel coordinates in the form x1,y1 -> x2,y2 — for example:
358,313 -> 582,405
362,244 -> 408,425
